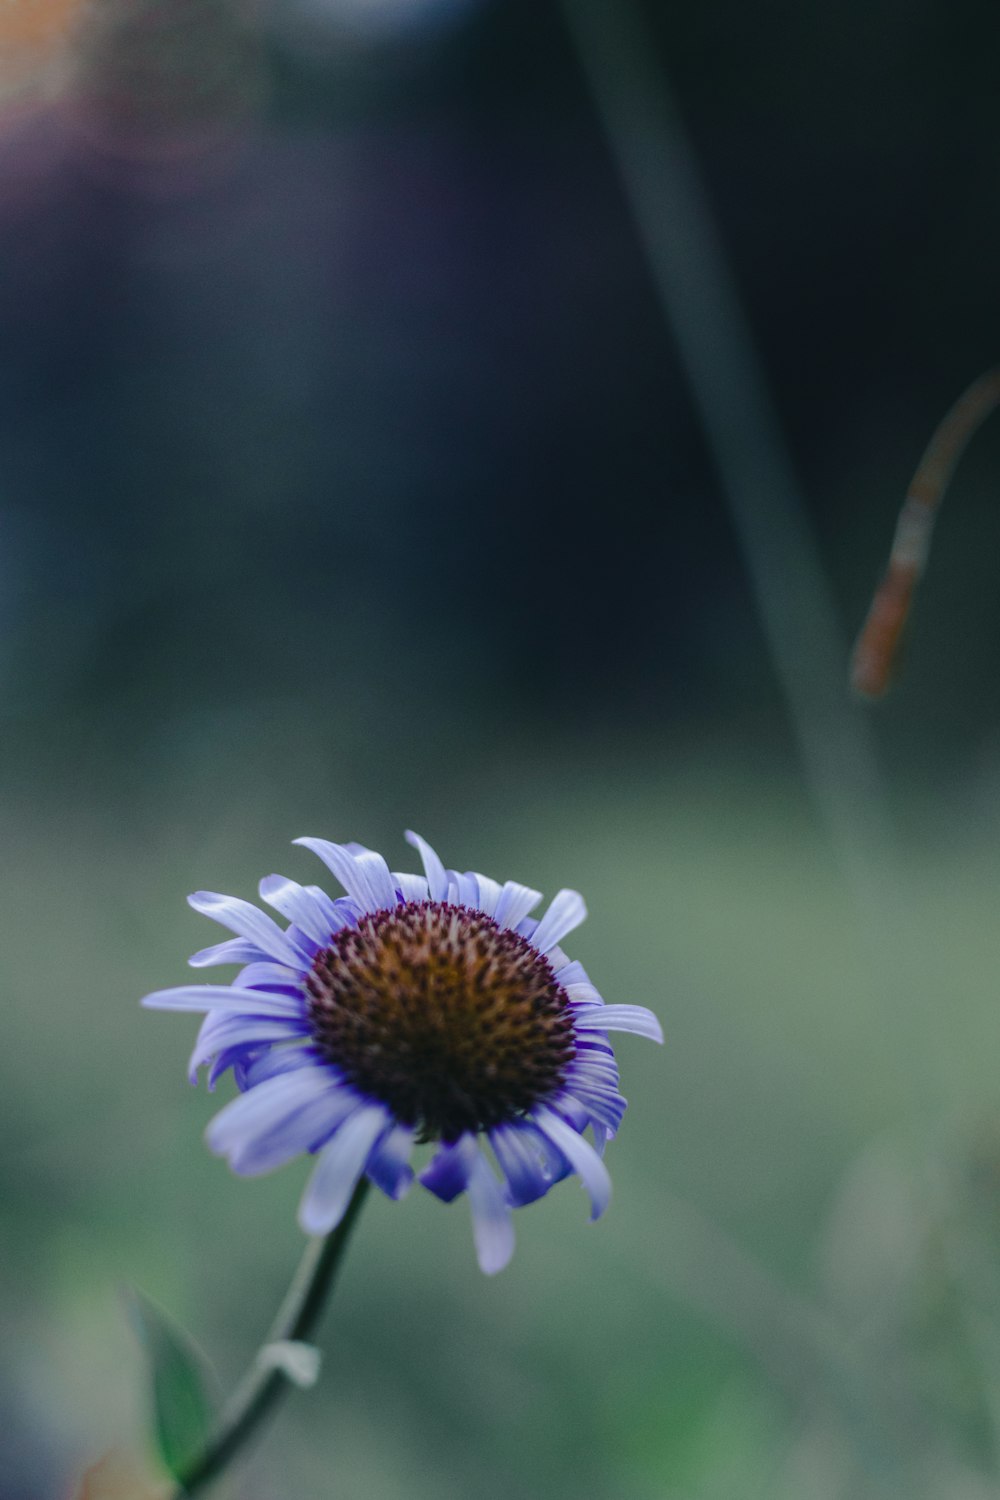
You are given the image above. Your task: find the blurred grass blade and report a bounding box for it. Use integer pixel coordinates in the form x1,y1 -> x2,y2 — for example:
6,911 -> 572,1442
126,1288 -> 217,1481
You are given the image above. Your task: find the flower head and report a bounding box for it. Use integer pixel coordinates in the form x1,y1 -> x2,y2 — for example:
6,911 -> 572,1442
143,833 -> 662,1273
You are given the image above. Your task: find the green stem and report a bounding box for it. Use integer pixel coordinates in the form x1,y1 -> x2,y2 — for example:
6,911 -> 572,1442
172,1178 -> 371,1498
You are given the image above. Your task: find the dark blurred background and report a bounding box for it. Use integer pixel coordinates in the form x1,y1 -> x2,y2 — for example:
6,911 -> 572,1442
7,2 -> 1000,1497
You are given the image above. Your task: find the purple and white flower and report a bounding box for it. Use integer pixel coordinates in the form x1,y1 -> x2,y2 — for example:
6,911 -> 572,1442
143,832 -> 662,1273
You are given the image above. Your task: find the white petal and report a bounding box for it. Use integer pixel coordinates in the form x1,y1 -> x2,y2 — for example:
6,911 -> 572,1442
229,1088 -> 359,1176
493,880 -> 543,931
306,886 -> 354,932
188,891 -> 310,969
559,1081 -> 627,1135
239,1046 -> 321,1089
565,1054 -> 621,1086
404,831 -> 449,901
530,889 -> 587,955
533,1106 -> 612,1220
573,1005 -> 664,1043
295,839 -> 397,914
188,1013 -> 307,1080
448,870 -> 478,907
490,1124 -> 554,1206
189,937 -> 266,969
234,961 -> 302,992
298,1105 -> 390,1234
393,871 -> 430,904
467,1148 -> 515,1275
205,1068 -> 334,1160
259,876 -> 336,946
142,985 -> 302,1018
470,872 -> 502,917
553,960 -> 589,985
564,982 -> 605,1005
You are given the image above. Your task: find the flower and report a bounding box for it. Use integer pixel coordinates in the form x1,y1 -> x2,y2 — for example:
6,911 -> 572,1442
143,833 -> 662,1274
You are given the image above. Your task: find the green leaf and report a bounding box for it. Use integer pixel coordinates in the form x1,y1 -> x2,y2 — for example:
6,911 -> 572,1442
126,1287 -> 218,1481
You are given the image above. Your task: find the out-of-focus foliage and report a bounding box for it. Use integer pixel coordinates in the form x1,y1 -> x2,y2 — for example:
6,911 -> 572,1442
126,1289 -> 217,1480
72,1449 -> 167,1500
10,754 -> 1000,1499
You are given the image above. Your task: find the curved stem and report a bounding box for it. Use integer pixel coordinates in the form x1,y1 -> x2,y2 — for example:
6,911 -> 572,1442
172,1178 -> 371,1498
851,366 -> 1000,698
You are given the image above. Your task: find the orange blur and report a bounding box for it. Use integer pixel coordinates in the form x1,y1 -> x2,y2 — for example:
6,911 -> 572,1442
850,565 -> 917,700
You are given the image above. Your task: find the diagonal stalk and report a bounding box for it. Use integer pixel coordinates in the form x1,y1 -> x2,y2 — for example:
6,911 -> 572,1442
172,1178 -> 370,1498
556,0 -> 895,900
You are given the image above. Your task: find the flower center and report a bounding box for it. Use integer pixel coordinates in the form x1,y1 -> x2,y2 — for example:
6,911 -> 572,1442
304,901 -> 575,1142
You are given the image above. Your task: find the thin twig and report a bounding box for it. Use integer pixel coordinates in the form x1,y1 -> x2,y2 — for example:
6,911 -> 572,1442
851,367 -> 1000,698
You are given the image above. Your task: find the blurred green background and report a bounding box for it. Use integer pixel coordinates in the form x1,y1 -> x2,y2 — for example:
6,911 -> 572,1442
5,1 -> 1000,1497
